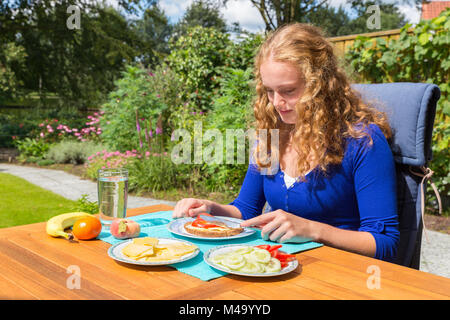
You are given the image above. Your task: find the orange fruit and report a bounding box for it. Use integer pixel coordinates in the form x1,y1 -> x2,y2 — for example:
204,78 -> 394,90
72,216 -> 102,240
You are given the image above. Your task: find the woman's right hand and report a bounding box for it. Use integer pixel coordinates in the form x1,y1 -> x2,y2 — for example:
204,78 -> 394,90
172,198 -> 213,219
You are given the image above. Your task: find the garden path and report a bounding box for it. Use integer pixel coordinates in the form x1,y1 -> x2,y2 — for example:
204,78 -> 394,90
0,163 -> 448,279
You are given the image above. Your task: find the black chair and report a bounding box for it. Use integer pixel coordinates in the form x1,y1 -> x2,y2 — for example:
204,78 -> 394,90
353,82 -> 441,269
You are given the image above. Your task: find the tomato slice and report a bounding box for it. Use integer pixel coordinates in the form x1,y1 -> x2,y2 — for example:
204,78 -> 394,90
191,217 -> 221,229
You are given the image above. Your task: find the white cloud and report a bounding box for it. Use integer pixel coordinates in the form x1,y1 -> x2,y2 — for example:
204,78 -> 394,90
397,4 -> 421,24
221,0 -> 265,33
159,0 -> 194,23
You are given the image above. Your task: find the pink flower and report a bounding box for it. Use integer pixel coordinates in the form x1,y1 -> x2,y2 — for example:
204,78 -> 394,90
145,151 -> 150,157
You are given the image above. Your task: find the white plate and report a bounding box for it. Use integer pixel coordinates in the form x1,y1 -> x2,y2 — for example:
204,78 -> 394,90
107,238 -> 199,266
167,216 -> 255,241
204,244 -> 298,277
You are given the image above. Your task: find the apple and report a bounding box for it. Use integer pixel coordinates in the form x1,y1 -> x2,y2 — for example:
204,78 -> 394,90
110,219 -> 141,239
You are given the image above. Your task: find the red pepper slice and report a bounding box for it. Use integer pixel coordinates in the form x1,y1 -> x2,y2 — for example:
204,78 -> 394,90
275,252 -> 296,262
270,249 -> 279,258
255,245 -> 271,250
268,245 -> 282,252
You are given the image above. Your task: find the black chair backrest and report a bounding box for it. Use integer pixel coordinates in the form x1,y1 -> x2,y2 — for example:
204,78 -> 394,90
353,82 -> 441,268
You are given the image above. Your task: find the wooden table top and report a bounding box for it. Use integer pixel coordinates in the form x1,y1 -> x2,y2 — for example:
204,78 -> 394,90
0,204 -> 449,300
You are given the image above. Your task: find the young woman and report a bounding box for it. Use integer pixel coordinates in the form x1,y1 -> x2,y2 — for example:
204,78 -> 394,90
173,23 -> 399,262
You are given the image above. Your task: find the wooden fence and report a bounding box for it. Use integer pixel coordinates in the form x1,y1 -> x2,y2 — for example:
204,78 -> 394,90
328,28 -> 415,57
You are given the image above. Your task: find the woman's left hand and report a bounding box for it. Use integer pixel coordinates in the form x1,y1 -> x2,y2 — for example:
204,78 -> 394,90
240,209 -> 316,243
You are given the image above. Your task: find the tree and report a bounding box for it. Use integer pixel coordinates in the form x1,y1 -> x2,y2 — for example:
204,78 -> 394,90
133,3 -> 173,65
0,43 -> 27,102
238,0 -> 328,31
299,0 -> 408,37
173,0 -> 228,37
0,0 -> 148,109
345,0 -> 407,34
298,4 -> 353,37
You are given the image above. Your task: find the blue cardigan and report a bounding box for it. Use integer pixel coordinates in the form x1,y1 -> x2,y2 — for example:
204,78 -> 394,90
230,124 -> 400,262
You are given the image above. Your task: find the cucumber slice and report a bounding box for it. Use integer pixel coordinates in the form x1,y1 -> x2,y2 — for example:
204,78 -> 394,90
238,260 -> 263,274
210,253 -> 227,264
233,246 -> 254,255
222,254 -> 246,270
249,248 -> 271,263
265,257 -> 282,273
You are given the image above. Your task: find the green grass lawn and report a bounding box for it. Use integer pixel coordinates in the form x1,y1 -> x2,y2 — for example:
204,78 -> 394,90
0,172 -> 77,228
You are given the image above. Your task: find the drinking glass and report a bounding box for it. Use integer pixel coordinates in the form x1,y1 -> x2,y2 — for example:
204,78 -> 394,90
97,168 -> 128,227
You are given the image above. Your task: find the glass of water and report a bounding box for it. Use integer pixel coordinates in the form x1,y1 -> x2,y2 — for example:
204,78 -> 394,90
97,168 -> 128,227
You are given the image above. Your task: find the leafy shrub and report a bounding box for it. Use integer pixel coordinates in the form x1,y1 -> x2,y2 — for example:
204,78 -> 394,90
345,8 -> 450,213
72,194 -> 99,214
223,33 -> 264,71
0,111 -> 39,148
146,63 -> 187,135
166,26 -> 231,111
84,149 -> 137,179
100,65 -> 168,152
14,137 -> 50,160
126,153 -> 185,193
46,140 -> 105,164
36,159 -> 55,166
200,67 -> 256,192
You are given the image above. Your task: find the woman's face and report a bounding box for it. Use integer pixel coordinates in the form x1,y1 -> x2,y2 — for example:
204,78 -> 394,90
260,59 -> 305,124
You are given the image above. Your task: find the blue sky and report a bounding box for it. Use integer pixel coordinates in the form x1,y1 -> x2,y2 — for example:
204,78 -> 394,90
108,0 -> 422,33
159,0 -> 422,32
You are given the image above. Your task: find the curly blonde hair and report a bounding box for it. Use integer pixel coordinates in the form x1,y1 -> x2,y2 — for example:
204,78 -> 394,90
252,23 -> 391,180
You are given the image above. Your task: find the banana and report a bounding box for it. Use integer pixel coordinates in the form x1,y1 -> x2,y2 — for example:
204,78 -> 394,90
46,212 -> 93,240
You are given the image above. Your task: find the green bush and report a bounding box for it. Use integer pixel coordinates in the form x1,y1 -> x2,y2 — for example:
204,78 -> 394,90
46,140 -> 105,164
72,194 -> 99,214
100,65 -> 168,152
126,154 -> 186,193
166,26 -> 231,111
14,137 -> 50,160
200,67 -> 256,192
345,8 -> 450,213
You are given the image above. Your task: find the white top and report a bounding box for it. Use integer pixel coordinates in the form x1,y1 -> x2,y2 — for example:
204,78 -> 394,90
282,170 -> 311,189
283,172 -> 297,188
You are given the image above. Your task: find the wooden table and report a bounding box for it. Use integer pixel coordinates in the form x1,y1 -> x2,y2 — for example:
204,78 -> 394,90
0,204 -> 449,300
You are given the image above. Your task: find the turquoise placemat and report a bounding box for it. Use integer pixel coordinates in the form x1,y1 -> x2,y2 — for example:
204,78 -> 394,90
98,211 -> 323,281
